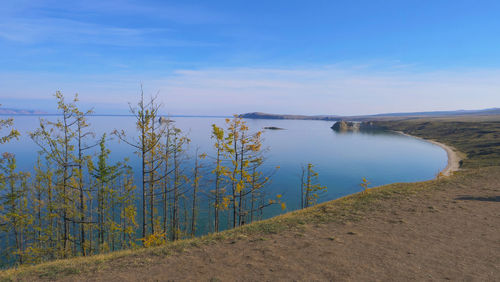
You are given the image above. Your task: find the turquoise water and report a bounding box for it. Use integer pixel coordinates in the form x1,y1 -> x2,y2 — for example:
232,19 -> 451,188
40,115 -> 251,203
1,115 -> 447,231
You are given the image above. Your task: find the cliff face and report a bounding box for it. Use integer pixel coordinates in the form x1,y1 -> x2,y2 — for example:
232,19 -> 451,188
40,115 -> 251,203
159,116 -> 175,124
331,121 -> 359,131
331,121 -> 377,131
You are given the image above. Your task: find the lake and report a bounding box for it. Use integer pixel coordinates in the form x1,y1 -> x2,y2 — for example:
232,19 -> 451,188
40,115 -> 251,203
1,115 -> 447,233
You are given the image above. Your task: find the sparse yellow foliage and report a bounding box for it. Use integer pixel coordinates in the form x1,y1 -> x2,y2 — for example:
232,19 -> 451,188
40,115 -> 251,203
360,177 -> 370,193
141,232 -> 166,248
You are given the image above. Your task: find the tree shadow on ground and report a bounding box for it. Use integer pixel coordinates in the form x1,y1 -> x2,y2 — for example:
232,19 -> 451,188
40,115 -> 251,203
456,195 -> 500,202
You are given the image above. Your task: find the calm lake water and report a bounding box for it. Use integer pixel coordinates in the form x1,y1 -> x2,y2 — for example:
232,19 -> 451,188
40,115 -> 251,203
1,115 -> 447,232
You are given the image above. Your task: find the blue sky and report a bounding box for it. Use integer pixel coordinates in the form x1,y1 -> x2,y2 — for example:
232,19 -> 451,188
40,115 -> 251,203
1,0 -> 500,115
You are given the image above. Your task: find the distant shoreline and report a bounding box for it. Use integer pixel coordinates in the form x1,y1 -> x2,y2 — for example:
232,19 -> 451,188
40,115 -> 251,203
0,114 -> 232,118
239,108 -> 500,122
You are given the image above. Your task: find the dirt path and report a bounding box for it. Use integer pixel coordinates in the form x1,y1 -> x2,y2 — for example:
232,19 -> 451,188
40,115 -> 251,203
60,167 -> 499,281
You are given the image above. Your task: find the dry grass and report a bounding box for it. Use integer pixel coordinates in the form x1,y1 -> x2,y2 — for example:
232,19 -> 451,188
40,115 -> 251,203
373,119 -> 500,168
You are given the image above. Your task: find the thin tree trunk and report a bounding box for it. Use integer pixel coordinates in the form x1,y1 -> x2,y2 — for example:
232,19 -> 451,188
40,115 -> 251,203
238,134 -> 245,226
171,140 -> 179,241
63,113 -> 70,257
250,167 -> 256,223
163,131 -> 170,236
231,133 -> 238,228
300,167 -> 305,209
190,154 -> 199,237
141,113 -> 147,239
305,164 -> 311,208
78,122 -> 86,256
149,118 -> 155,235
214,148 -> 221,233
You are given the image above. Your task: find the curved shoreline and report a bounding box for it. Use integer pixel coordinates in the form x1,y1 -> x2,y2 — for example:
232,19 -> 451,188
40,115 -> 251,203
395,131 -> 462,176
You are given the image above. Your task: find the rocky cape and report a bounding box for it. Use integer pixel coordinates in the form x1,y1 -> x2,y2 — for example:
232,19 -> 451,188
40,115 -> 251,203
331,120 -> 377,131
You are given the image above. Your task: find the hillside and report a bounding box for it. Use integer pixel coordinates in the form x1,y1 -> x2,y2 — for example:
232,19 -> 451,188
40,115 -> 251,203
1,118 -> 499,281
240,108 -> 500,121
238,112 -> 341,120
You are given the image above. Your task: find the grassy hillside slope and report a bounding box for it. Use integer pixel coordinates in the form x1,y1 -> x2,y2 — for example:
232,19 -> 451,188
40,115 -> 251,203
372,118 -> 500,168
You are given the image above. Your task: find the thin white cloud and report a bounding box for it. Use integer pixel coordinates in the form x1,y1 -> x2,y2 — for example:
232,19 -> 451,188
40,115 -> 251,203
2,65 -> 499,115
72,0 -> 225,25
153,67 -> 500,115
0,17 -> 214,47
0,0 -> 224,46
0,0 -> 225,25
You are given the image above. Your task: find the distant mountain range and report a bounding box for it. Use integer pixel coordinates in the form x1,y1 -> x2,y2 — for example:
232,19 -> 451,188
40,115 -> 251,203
238,112 -> 341,121
2,107 -> 500,120
0,108 -> 47,115
240,108 -> 500,121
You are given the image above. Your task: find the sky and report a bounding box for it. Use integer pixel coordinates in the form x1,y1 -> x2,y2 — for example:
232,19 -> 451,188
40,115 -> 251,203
1,0 -> 500,115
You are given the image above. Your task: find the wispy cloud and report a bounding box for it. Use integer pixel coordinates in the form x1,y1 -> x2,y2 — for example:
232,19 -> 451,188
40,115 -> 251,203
0,0 -> 225,25
152,66 -> 500,115
2,65 -> 500,115
0,0 -> 223,46
69,0 -> 225,25
0,17 -> 217,47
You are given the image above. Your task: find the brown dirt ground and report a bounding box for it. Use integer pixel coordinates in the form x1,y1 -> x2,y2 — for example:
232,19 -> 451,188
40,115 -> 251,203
59,167 -> 500,282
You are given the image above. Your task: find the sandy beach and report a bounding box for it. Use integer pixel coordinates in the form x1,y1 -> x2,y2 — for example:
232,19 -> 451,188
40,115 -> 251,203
395,131 -> 462,176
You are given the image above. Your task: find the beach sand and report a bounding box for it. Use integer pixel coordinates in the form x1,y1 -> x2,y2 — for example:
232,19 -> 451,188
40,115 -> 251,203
396,131 -> 462,176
